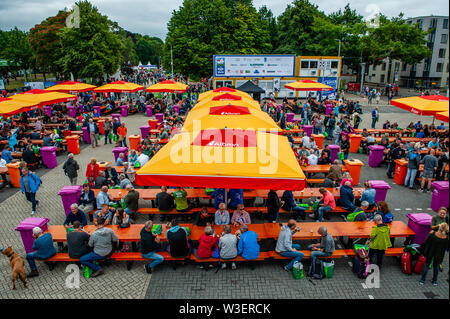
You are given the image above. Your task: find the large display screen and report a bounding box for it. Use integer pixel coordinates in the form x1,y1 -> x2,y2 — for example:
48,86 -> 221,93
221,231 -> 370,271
213,55 -> 296,77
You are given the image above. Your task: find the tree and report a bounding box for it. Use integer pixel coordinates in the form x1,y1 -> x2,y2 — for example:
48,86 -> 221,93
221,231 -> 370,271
135,36 -> 164,65
163,0 -> 271,78
59,1 -> 123,79
258,6 -> 279,53
0,28 -> 33,78
276,0 -> 325,54
28,11 -> 69,80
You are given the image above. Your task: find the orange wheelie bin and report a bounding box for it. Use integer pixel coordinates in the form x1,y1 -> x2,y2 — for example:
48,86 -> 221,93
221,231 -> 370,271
97,119 -> 105,135
311,134 -> 325,149
6,162 -> 21,188
129,135 -> 141,151
66,135 -> 80,155
394,159 -> 408,185
344,159 -> 364,186
348,134 -> 363,153
148,119 -> 158,130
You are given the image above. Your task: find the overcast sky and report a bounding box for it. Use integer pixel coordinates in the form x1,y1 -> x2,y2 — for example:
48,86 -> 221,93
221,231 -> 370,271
0,0 -> 448,40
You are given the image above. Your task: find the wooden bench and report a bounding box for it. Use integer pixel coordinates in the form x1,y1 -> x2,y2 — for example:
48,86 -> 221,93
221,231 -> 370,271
268,247 -> 404,260
306,179 -> 325,184
190,252 -> 271,264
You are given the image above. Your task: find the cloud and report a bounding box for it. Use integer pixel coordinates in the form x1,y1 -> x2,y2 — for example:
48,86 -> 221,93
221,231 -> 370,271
0,0 -> 448,40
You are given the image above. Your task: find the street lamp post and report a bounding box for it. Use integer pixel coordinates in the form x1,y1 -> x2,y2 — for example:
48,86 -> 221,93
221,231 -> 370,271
335,39 -> 341,96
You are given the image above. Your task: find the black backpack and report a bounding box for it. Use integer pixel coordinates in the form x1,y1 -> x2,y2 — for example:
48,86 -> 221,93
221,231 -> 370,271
308,259 -> 325,279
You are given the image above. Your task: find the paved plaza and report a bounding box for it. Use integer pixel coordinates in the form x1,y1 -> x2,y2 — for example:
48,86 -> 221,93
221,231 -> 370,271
0,102 -> 448,299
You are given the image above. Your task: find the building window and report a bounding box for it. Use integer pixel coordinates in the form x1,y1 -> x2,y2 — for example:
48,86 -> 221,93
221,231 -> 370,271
441,34 -> 448,44
301,61 -> 309,69
381,74 -> 385,83
373,65 -> 377,71
331,61 -> 338,69
382,63 -> 386,71
439,48 -> 446,58
402,63 -> 407,71
444,19 -> 449,29
310,61 -> 318,69
436,63 -> 443,72
394,62 -> 400,71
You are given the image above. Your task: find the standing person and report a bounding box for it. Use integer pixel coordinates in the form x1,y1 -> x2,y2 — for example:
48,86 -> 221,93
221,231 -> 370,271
85,158 -> 99,188
371,106 -> 379,129
20,167 -> 41,215
79,217 -> 118,278
276,219 -> 304,271
140,221 -> 164,274
326,114 -> 336,140
62,153 -> 79,186
368,214 -> 392,270
112,118 -> 120,142
419,223 -> 449,286
103,118 -> 112,145
404,147 -> 420,189
420,149 -> 438,192
87,119 -> 99,148
117,122 -> 128,147
267,190 -> 284,223
339,134 -> 350,161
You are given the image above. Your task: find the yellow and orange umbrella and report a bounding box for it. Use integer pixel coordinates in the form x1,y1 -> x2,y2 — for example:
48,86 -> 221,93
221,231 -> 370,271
93,81 -> 144,93
194,93 -> 260,109
11,89 -> 76,106
285,80 -> 333,91
198,87 -> 252,101
135,130 -> 306,190
146,80 -> 188,93
183,105 -> 280,133
45,81 -> 97,93
390,95 -> 449,116
0,97 -> 38,116
192,99 -> 262,113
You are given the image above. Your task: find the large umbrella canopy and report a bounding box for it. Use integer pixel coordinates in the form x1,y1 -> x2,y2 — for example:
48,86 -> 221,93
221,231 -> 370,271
390,95 -> 449,116
146,80 -> 188,93
236,80 -> 265,94
435,110 -> 449,123
135,130 -> 306,190
45,81 -> 97,93
11,89 -> 76,106
182,106 -> 281,133
0,97 -> 38,116
93,81 -> 144,93
285,80 -> 333,91
192,99 -> 262,113
193,93 -> 260,109
198,87 -> 252,101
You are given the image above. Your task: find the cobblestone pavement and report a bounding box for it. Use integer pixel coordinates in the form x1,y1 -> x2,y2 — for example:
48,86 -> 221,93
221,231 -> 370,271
0,111 -> 448,299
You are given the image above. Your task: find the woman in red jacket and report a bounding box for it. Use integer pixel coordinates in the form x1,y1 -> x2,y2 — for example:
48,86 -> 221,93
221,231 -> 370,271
85,158 -> 99,187
194,226 -> 219,269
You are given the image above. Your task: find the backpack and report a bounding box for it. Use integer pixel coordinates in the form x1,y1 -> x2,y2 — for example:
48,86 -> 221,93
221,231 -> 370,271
308,259 -> 324,279
347,210 -> 364,222
352,256 -> 370,279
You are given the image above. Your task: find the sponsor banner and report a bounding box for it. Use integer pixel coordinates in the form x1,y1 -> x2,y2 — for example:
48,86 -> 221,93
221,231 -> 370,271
318,77 -> 337,97
209,105 -> 251,115
192,129 -> 257,147
24,82 -> 45,90
214,55 -> 296,77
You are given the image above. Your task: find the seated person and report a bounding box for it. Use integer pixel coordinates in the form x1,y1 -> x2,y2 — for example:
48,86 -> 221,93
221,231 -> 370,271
194,226 -> 219,268
93,204 -> 113,226
346,201 -> 371,221
112,208 -> 130,226
275,219 -> 303,271
360,182 -> 376,209
26,227 -> 56,277
64,203 -> 87,229
128,150 -> 138,166
67,221 -> 91,259
96,185 -> 111,209
104,164 -> 119,186
165,219 -> 191,258
78,183 -> 96,217
79,217 -> 118,277
118,173 -> 132,189
339,172 -> 354,187
228,188 -> 243,211
339,181 -> 357,213
236,224 -> 260,261
211,188 -> 226,210
94,170 -> 108,189
280,190 -> 306,221
218,225 -> 238,269
42,134 -> 53,146
140,221 -> 164,274
195,206 -> 214,227
231,204 -> 251,226
318,151 -> 331,165
156,186 -> 174,222
173,186 -> 190,213
115,153 -> 126,166
215,203 -> 230,225
307,226 -> 335,275
22,145 -> 39,166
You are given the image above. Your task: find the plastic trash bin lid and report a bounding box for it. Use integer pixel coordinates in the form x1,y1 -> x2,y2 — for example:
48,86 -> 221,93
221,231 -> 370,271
369,180 -> 391,189
15,217 -> 50,231
432,181 -> 449,191
406,213 -> 432,225
368,145 -> 385,151
40,146 -> 57,152
58,185 -> 82,195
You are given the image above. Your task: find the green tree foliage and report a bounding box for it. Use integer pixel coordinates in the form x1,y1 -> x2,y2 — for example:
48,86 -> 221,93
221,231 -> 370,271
276,0 -> 325,54
135,36 -> 164,65
163,0 -> 271,78
258,6 -> 279,52
28,11 -> 69,78
0,27 -> 33,70
59,1 -> 123,79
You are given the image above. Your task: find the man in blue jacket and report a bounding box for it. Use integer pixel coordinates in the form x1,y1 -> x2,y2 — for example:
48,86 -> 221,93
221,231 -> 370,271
404,147 -> 420,189
237,224 -> 260,262
26,227 -> 56,277
20,167 -> 41,215
1,146 -> 13,163
339,181 -> 357,213
78,183 -> 96,218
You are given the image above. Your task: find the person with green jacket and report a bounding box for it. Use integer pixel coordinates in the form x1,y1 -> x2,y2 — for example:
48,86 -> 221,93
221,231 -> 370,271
368,214 -> 392,269
123,184 -> 139,220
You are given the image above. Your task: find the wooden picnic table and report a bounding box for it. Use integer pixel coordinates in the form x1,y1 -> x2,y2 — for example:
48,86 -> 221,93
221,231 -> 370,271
302,165 -> 348,174
355,129 -> 446,137
364,137 -> 433,144
264,221 -> 415,240
112,166 -> 139,174
0,167 -> 8,175
11,152 -> 22,159
283,129 -> 303,135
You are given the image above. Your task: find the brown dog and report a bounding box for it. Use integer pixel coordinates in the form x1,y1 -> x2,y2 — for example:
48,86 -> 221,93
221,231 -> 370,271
1,247 -> 27,290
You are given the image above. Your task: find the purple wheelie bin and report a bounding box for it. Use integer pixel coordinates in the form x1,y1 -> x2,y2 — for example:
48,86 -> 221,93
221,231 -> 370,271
120,105 -> 128,117
406,213 -> 432,246
67,105 -> 77,118
368,145 -> 385,167
140,125 -> 151,139
369,180 -> 391,203
155,113 -> 164,123
286,113 -> 294,123
431,181 -> 449,212
302,125 -> 313,136
82,126 -> 91,144
329,145 -> 340,163
146,105 -> 153,117
15,217 -> 50,254
40,146 -> 57,168
58,185 -> 83,217
113,147 -> 128,162
112,113 -> 121,122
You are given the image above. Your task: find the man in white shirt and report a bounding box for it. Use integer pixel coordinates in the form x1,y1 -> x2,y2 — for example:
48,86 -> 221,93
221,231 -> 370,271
137,152 -> 150,167
301,133 -> 311,148
307,152 -> 318,165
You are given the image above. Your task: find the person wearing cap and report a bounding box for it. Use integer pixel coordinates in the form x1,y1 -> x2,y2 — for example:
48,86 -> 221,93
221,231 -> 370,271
63,153 -> 80,186
26,227 -> 57,278
123,184 -> 139,220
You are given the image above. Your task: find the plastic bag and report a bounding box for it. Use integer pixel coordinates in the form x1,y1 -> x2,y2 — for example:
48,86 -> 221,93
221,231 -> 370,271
151,224 -> 162,235
292,261 -> 303,280
323,260 -> 334,278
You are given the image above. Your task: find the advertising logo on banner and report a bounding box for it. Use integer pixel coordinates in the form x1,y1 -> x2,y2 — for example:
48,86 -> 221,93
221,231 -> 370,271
318,77 -> 337,98
273,78 -> 281,92
24,82 -> 45,90
214,55 -> 295,77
